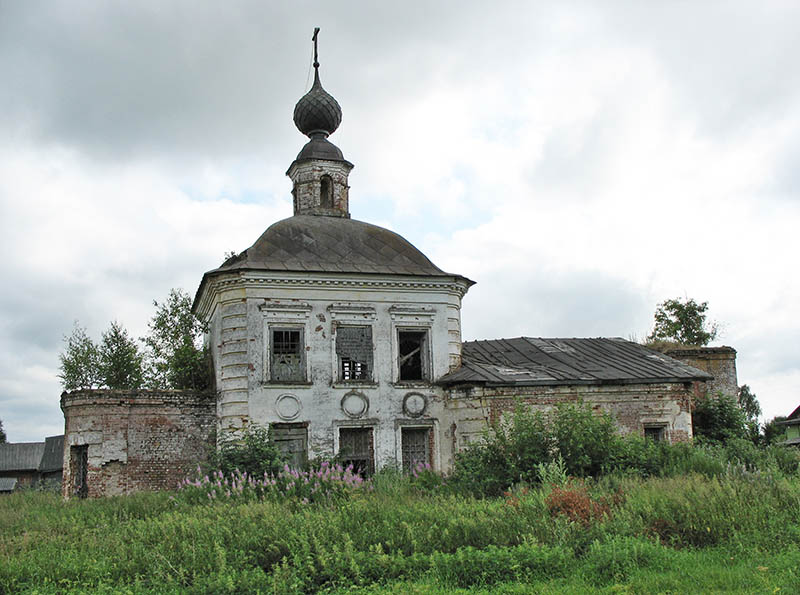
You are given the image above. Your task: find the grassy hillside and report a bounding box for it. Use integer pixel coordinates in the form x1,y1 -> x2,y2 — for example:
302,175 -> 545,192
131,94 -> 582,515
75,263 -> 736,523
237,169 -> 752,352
2,471 -> 800,593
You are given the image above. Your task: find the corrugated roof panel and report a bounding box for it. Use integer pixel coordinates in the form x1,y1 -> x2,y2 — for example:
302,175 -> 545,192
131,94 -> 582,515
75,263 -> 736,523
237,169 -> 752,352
440,337 -> 713,387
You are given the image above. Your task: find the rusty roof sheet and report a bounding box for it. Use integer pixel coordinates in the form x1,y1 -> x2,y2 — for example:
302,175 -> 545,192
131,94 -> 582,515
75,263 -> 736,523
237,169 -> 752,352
0,442 -> 45,472
440,337 -> 713,387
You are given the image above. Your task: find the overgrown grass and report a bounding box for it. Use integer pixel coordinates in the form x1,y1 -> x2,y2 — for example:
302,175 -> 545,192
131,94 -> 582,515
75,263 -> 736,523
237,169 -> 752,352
2,472 -> 800,593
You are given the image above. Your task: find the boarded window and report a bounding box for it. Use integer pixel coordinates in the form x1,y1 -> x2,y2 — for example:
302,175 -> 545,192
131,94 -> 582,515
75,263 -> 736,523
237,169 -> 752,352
402,428 -> 431,471
272,424 -> 308,469
336,326 -> 373,381
320,175 -> 333,208
339,427 -> 374,477
644,426 -> 666,442
271,328 -> 305,382
398,330 -> 428,381
70,445 -> 88,499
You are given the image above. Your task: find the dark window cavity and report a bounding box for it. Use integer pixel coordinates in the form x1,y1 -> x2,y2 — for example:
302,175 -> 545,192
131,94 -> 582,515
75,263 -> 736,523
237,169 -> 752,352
336,326 -> 373,382
644,425 -> 666,442
271,328 -> 305,382
320,175 -> 333,208
398,330 -> 428,381
402,427 -> 431,471
339,427 -> 374,477
70,445 -> 89,499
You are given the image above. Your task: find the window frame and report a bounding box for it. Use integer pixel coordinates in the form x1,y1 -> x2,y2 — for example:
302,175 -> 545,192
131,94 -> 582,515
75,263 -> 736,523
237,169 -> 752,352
334,324 -> 374,384
260,302 -> 312,385
268,326 -> 306,383
389,305 -> 435,386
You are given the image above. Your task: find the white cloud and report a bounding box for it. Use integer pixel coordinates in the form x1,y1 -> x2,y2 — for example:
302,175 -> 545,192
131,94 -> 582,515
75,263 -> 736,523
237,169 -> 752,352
1,1 -> 799,439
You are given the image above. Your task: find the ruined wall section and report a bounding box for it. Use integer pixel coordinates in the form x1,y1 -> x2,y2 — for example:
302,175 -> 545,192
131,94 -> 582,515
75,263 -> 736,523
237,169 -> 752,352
665,347 -> 738,397
443,381 -> 698,471
61,390 -> 215,498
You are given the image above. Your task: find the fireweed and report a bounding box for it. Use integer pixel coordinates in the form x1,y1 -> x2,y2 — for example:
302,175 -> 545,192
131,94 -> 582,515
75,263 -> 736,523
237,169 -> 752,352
177,461 -> 369,504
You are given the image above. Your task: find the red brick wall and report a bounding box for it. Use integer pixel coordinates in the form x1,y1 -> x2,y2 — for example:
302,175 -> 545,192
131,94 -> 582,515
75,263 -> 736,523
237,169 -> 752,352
61,390 -> 215,498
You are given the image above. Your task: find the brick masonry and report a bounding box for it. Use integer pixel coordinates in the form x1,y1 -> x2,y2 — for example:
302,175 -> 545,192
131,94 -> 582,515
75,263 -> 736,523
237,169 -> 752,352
60,390 -> 215,499
664,347 -> 738,397
444,380 -> 703,468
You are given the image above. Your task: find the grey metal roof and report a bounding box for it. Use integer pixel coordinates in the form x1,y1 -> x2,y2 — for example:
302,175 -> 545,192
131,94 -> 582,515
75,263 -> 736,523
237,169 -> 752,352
199,215 -> 473,283
38,435 -> 64,473
0,442 -> 45,472
0,478 -> 18,492
440,337 -> 714,387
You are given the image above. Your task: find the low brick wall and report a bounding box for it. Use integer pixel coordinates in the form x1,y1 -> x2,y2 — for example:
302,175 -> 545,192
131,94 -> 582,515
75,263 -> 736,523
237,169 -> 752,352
445,381 -> 701,467
61,390 -> 215,498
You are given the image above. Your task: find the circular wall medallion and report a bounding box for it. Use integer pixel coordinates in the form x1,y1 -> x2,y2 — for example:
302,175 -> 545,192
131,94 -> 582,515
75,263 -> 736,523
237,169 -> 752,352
275,394 -> 301,420
403,392 -> 427,418
341,391 -> 369,419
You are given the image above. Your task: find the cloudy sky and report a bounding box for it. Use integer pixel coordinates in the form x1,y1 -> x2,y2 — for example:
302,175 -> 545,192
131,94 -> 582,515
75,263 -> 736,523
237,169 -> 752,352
1,1 -> 798,441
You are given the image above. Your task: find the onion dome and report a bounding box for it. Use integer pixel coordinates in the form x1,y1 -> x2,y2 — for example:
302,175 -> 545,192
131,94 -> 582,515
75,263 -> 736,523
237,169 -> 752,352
293,69 -> 342,138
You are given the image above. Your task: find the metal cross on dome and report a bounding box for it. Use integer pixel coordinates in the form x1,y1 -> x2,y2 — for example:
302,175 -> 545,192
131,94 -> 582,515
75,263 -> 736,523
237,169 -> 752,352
312,27 -> 320,70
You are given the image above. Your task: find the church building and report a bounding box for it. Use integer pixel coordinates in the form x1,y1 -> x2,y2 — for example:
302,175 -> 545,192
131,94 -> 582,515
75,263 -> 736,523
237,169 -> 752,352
60,35 -> 735,497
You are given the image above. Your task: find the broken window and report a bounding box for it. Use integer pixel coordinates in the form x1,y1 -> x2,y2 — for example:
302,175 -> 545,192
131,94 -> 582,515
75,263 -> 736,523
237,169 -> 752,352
271,328 -> 305,382
271,423 -> 308,469
339,427 -> 374,477
644,425 -> 666,442
398,330 -> 428,381
70,445 -> 88,499
402,427 -> 431,471
320,175 -> 333,208
336,326 -> 373,382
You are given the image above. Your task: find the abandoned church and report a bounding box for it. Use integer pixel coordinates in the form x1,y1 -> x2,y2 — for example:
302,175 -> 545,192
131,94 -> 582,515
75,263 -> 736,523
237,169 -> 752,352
60,40 -> 738,498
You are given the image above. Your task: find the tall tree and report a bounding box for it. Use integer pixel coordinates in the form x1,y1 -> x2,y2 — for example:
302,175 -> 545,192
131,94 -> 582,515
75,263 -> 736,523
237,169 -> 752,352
0,419 -> 6,443
648,297 -> 719,346
99,321 -> 144,389
142,288 -> 209,390
762,416 -> 788,446
58,322 -> 101,391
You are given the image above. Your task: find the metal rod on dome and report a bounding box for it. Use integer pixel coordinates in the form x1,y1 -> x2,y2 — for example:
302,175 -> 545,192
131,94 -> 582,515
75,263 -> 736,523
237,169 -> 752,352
312,27 -> 320,70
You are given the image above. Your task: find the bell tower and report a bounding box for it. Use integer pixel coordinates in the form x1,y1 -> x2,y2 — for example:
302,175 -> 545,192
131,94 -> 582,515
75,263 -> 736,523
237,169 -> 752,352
287,28 -> 353,218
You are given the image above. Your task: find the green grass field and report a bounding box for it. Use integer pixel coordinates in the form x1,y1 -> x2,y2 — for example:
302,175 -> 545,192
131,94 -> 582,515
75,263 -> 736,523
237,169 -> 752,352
2,473 -> 799,593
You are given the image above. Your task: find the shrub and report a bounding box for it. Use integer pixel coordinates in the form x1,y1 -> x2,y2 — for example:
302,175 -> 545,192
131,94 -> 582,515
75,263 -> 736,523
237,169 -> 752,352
692,391 -> 747,444
551,403 -> 619,477
209,425 -> 286,477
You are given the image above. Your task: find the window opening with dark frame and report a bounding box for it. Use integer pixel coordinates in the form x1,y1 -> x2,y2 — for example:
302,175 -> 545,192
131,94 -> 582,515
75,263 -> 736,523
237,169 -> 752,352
70,445 -> 88,499
271,328 -> 305,382
339,427 -> 374,477
402,427 -> 431,471
644,426 -> 666,442
320,175 -> 333,208
336,326 -> 373,382
398,330 -> 427,381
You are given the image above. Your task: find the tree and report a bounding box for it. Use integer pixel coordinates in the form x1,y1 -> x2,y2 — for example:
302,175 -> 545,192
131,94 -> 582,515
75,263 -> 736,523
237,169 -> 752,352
762,416 -> 788,446
58,322 -> 101,391
737,384 -> 761,421
0,419 -> 6,443
99,321 -> 144,389
648,297 -> 718,346
142,288 -> 209,390
692,391 -> 746,444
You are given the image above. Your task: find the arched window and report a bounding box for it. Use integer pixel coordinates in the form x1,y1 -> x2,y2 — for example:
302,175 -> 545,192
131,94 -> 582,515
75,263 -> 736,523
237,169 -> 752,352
320,175 -> 333,209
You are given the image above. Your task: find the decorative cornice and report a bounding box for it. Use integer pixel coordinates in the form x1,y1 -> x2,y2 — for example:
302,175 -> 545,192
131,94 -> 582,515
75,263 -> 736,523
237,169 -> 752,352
195,272 -> 471,320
